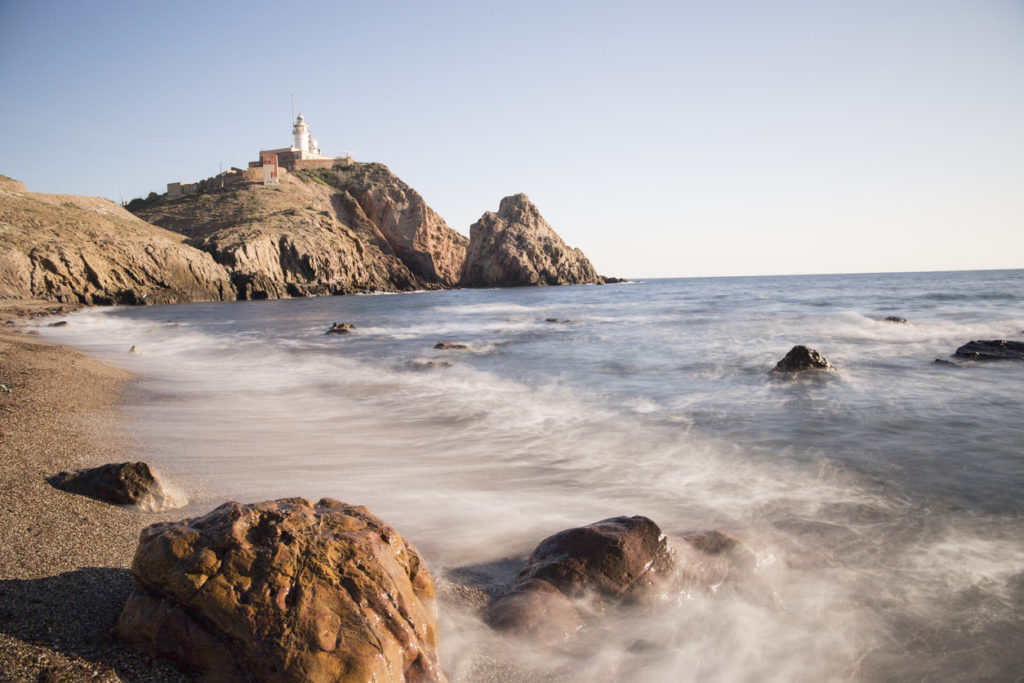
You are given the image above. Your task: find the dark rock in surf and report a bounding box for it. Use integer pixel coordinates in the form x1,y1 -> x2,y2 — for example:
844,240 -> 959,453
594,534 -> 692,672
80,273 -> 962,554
325,322 -> 355,335
883,316 -> 907,323
771,345 -> 834,372
486,517 -> 751,645
115,497 -> 446,682
487,516 -> 676,642
434,342 -> 469,350
47,320 -> 69,327
953,340 -> 1024,360
544,318 -> 571,324
49,461 -> 157,506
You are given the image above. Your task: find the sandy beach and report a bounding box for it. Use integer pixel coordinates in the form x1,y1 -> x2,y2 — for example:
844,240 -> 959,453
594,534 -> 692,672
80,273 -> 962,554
0,301 -> 188,682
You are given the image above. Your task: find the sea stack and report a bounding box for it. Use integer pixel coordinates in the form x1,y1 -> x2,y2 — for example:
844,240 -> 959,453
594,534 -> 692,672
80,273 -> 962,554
460,194 -> 602,287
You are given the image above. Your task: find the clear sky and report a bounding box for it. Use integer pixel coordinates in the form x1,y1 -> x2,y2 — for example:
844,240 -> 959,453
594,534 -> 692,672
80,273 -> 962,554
1,0 -> 1022,278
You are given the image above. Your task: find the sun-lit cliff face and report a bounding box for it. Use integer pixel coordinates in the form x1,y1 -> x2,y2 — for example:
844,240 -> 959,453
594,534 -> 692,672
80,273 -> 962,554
0,175 -> 234,305
131,162 -> 468,300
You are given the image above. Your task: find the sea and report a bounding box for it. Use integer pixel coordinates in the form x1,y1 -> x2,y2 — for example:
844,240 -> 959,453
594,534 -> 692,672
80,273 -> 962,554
41,269 -> 1024,682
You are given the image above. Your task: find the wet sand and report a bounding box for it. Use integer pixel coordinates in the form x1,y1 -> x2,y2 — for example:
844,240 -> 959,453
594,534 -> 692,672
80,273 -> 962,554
0,301 -> 188,682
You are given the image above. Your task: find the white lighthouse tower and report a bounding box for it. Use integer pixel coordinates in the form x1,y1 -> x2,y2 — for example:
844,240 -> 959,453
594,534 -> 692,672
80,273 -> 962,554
292,113 -> 322,156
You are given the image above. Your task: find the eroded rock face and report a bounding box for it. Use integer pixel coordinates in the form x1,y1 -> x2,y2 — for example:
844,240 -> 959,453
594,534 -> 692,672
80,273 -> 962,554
954,339 -> 1024,360
0,181 -> 234,304
133,164 -> 466,299
771,345 -> 835,372
115,497 -> 446,683
460,194 -> 602,287
344,164 -> 467,286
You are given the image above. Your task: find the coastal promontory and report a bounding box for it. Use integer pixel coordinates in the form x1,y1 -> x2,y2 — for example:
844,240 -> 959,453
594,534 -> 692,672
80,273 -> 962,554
131,163 -> 467,300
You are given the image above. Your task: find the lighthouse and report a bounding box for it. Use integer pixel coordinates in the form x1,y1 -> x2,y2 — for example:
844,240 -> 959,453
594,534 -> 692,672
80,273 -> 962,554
292,114 -> 320,155
252,110 -> 340,173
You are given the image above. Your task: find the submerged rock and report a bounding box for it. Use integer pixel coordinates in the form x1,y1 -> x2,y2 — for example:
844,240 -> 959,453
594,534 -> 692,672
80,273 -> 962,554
115,497 -> 446,682
883,316 -> 908,323
434,342 -> 469,350
325,322 -> 355,335
771,345 -> 835,372
49,462 -> 158,506
953,339 -> 1024,360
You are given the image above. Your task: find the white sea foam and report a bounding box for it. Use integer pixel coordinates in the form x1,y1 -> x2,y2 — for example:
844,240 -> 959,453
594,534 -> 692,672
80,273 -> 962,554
38,271 -> 1024,681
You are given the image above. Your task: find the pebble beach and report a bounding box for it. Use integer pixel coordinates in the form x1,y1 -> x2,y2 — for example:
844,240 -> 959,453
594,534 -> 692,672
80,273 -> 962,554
0,301 -> 187,682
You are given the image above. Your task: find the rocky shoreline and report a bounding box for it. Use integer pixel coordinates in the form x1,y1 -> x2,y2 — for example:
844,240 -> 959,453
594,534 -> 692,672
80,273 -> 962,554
0,301 -> 190,681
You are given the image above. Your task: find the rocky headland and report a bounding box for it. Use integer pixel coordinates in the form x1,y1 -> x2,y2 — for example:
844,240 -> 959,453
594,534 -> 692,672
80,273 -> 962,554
2,163 -> 617,308
130,163 -> 468,300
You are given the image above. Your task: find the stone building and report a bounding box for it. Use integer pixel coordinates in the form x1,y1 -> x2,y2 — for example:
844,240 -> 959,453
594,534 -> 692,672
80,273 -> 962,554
165,114 -> 350,198
250,114 -> 348,171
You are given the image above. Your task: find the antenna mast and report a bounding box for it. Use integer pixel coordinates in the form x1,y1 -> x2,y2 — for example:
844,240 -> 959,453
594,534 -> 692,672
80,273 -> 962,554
291,93 -> 295,125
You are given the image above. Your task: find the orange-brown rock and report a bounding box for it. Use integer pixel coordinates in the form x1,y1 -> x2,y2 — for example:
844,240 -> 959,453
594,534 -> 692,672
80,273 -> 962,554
115,497 -> 446,682
0,177 -> 234,304
460,194 -> 602,287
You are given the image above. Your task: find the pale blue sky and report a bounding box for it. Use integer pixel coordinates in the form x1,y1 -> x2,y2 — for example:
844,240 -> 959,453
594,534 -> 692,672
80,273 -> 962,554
1,0 -> 1022,277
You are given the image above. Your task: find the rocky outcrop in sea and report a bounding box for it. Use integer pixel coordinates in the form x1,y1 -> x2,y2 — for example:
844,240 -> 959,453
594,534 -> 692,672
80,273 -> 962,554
460,193 -> 603,287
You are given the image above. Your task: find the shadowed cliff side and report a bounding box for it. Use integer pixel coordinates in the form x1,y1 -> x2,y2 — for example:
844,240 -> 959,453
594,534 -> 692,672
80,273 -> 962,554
0,175 -> 234,305
460,193 -> 604,287
131,162 -> 467,300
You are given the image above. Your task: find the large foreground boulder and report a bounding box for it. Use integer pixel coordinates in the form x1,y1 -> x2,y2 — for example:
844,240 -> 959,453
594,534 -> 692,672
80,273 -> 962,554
486,516 -> 744,645
954,339 -> 1024,360
115,497 -> 446,682
771,345 -> 835,372
460,194 -> 603,287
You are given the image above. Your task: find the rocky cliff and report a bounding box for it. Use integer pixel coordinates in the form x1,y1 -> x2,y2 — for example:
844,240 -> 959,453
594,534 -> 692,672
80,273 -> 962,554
460,194 -> 603,287
0,176 -> 234,305
132,163 -> 467,300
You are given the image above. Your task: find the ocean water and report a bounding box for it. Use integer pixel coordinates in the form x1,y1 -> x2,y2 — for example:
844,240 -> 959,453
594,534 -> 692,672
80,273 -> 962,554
42,269 -> 1024,681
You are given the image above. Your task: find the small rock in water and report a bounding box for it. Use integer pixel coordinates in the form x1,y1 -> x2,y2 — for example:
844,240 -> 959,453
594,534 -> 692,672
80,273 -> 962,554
544,318 -> 572,324
411,359 -> 454,370
953,339 -> 1024,360
47,320 -> 69,327
771,345 -> 835,372
128,345 -> 141,354
883,316 -> 908,323
434,341 -> 469,350
325,322 -> 355,335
